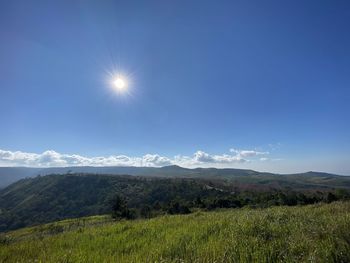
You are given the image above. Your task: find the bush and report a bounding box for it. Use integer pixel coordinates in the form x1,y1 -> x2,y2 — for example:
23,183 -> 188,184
167,201 -> 191,215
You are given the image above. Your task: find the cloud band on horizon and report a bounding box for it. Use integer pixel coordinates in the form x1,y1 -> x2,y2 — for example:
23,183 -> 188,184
0,148 -> 270,168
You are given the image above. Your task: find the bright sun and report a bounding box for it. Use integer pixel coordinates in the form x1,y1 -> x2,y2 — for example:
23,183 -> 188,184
107,71 -> 131,97
113,78 -> 126,90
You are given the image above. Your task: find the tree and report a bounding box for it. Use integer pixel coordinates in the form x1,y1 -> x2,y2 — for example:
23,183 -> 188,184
194,196 -> 205,208
111,195 -> 132,219
152,201 -> 162,210
140,205 -> 152,218
335,189 -> 350,200
326,192 -> 338,203
167,201 -> 191,215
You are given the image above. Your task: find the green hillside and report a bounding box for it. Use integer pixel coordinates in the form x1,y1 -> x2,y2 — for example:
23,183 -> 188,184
1,201 -> 349,262
0,174 -> 223,231
1,173 -> 350,232
0,174 -> 350,232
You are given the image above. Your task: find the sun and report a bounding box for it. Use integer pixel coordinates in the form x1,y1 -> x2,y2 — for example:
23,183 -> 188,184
113,77 -> 127,91
105,69 -> 133,97
113,77 -> 126,90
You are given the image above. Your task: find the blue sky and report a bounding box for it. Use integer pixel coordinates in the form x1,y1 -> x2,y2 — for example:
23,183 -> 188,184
0,0 -> 349,174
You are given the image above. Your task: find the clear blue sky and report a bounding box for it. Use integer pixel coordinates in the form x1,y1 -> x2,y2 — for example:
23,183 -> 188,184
0,0 -> 349,174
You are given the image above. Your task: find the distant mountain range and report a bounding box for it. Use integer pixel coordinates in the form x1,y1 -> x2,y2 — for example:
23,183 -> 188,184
0,165 -> 348,189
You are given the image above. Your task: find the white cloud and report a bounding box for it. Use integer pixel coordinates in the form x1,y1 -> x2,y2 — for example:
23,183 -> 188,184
193,151 -> 246,164
230,148 -> 269,157
141,154 -> 172,167
0,147 -> 271,168
193,151 -> 215,163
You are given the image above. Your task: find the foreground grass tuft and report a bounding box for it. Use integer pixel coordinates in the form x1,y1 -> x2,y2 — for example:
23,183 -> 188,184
1,202 -> 350,262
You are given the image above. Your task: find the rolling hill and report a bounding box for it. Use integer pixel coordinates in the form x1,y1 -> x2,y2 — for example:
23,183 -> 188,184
1,171 -> 350,232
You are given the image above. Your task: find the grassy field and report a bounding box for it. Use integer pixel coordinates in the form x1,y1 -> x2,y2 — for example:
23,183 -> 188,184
1,202 -> 350,263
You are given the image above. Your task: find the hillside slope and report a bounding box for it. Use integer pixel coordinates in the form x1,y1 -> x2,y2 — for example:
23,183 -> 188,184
1,173 -> 350,232
1,202 -> 349,262
0,174 -> 216,231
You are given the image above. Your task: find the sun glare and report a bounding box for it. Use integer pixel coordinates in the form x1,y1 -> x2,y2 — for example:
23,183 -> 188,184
105,68 -> 133,98
111,75 -> 128,93
113,77 -> 126,90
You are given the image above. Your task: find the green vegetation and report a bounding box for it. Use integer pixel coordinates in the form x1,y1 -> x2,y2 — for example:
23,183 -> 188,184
1,201 -> 349,262
0,174 -> 220,231
1,174 -> 349,231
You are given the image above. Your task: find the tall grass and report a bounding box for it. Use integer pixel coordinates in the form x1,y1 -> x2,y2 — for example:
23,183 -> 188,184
1,202 -> 350,262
